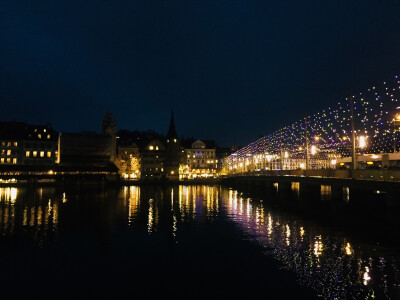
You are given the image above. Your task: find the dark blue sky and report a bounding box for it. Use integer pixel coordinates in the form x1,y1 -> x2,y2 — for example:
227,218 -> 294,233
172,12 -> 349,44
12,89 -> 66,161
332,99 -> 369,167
1,1 -> 400,146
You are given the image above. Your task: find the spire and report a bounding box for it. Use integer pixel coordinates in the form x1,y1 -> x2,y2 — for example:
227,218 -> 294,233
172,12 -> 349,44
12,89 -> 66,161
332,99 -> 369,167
167,109 -> 178,139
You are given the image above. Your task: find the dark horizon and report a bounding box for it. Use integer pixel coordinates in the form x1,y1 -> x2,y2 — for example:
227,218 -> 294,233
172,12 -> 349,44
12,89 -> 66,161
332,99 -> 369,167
2,1 -> 400,147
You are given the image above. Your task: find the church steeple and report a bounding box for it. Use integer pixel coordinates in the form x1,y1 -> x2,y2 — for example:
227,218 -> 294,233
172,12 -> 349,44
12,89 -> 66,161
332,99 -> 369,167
166,109 -> 178,139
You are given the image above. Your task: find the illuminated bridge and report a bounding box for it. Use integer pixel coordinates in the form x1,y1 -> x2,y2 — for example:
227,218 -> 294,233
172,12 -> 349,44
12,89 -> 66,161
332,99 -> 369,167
224,75 -> 400,179
222,75 -> 400,208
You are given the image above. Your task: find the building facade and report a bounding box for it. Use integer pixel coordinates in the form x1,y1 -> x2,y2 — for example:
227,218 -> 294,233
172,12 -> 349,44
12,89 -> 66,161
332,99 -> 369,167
115,142 -> 140,180
182,140 -> 217,178
0,121 -> 58,167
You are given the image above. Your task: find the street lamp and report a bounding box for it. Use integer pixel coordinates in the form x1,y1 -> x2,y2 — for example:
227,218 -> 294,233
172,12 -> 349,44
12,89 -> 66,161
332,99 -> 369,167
311,145 -> 317,155
358,136 -> 367,149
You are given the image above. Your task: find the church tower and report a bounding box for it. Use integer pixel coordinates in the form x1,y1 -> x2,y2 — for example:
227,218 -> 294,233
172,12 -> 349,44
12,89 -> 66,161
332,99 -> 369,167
165,110 -> 180,180
102,111 -> 116,161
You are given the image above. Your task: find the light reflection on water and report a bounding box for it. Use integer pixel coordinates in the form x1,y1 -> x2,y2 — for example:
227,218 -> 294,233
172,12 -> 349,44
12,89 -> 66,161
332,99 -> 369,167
0,187 -> 58,245
0,185 -> 400,298
223,187 -> 400,299
121,185 -> 400,299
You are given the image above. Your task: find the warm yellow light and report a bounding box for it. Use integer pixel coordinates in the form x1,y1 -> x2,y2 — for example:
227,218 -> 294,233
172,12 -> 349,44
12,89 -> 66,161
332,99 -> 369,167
300,163 -> 305,169
47,151 -> 52,158
372,155 -> 378,159
48,170 -> 54,175
396,114 -> 400,121
171,171 -> 175,175
26,151 -> 30,157
284,151 -> 288,158
359,136 -> 366,148
345,242 -> 353,256
340,162 -> 345,166
331,159 -> 337,165
40,151 -> 44,157
367,161 -> 373,165
10,188 -> 17,202
174,139 -> 177,143
298,146 -> 303,151
149,145 -> 154,150
314,136 -> 320,141
33,151 -> 37,157
311,145 -> 317,155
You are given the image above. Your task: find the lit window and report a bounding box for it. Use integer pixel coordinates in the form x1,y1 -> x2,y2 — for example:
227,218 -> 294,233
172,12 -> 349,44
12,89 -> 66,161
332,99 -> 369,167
13,142 -> 17,147
12,158 -> 17,164
47,134 -> 51,139
0,158 -> 3,163
26,151 -> 30,157
174,139 -> 177,143
149,146 -> 154,150
156,146 -> 159,150
44,129 -> 46,133
47,151 -> 52,158
7,142 -> 11,146
40,151 -> 44,157
33,151 -> 37,157
7,150 -> 11,155
38,134 -> 41,139
167,139 -> 169,143
6,158 -> 10,163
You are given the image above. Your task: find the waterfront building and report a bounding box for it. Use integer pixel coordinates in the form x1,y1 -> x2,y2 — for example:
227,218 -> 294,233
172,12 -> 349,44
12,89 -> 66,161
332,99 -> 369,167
56,112 -> 118,178
115,141 -> 140,180
182,139 -> 217,178
140,139 -> 166,179
0,121 -> 58,167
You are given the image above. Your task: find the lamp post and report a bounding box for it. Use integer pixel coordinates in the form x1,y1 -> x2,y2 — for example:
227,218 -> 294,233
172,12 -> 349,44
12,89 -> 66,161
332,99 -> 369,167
349,96 -> 357,170
305,116 -> 310,170
393,113 -> 400,153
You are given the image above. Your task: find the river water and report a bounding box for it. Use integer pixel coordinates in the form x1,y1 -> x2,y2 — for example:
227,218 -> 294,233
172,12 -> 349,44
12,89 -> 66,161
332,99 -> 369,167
0,185 -> 399,299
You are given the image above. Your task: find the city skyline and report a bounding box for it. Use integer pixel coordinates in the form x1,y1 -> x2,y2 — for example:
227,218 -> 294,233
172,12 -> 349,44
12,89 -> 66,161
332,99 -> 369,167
2,1 -> 400,147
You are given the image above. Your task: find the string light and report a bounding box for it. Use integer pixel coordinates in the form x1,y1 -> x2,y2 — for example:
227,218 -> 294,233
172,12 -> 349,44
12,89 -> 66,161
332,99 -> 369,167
225,75 -> 400,171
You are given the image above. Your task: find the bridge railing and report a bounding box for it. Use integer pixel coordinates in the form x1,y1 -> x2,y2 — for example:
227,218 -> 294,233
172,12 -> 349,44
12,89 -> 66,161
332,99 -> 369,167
229,169 -> 400,182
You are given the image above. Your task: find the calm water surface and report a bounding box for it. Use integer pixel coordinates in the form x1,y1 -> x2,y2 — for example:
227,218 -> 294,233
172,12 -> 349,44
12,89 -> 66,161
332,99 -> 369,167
0,185 -> 399,299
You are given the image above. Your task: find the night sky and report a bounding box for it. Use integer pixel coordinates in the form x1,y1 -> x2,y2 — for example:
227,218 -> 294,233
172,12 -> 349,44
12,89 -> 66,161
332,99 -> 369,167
1,1 -> 400,147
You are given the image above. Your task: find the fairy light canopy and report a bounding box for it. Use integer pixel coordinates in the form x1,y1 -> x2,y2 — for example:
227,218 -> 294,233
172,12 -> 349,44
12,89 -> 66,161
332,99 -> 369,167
227,75 -> 400,164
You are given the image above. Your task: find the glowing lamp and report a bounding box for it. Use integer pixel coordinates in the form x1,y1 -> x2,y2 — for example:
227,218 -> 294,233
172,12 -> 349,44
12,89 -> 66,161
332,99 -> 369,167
311,145 -> 317,155
359,136 -> 366,148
